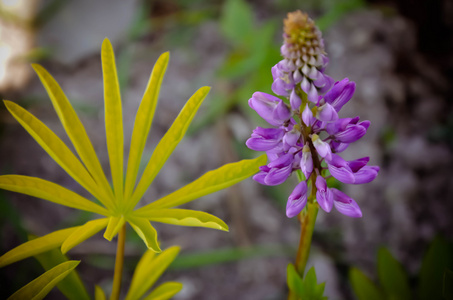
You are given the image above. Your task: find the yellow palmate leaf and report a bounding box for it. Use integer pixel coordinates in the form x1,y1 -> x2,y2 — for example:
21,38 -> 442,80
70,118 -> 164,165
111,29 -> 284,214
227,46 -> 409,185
126,246 -> 180,300
101,38 -> 123,201
0,227 -> 79,268
129,86 -> 211,209
3,100 -> 111,208
132,208 -> 228,231
32,64 -> 114,205
8,260 -> 79,300
103,216 -> 125,241
124,51 -> 169,200
61,218 -> 109,254
94,285 -> 106,300
0,175 -> 108,215
143,282 -> 183,300
128,216 -> 161,252
137,154 -> 267,211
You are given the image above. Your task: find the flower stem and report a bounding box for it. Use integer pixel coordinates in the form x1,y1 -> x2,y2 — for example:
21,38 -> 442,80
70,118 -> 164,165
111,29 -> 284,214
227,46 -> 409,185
288,202 -> 319,300
110,224 -> 126,300
295,202 -> 318,275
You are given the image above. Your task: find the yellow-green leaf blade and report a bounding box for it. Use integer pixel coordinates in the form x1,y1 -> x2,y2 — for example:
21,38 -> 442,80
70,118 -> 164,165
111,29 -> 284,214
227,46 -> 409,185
137,154 -> 266,211
103,216 -> 125,241
126,246 -> 180,300
0,226 -> 79,268
0,175 -> 109,216
34,244 -> 90,300
3,100 -> 111,209
32,64 -> 114,205
8,260 -> 80,300
128,216 -> 161,252
101,38 -> 123,201
124,51 -> 169,200
61,218 -> 109,254
143,282 -> 183,300
132,209 -> 228,231
94,285 -> 106,300
129,86 -> 211,209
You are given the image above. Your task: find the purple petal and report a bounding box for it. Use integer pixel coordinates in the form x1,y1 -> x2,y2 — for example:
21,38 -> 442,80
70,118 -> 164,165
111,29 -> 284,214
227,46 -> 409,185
318,75 -> 334,93
326,118 -> 352,135
286,181 -> 308,218
271,78 -> 290,96
324,78 -> 355,112
300,145 -> 313,179
335,125 -> 366,143
283,130 -> 301,148
348,157 -> 369,172
253,171 -> 268,185
264,164 -> 292,185
316,103 -> 339,122
312,134 -> 332,161
246,137 -> 281,151
353,166 -> 379,184
331,188 -> 362,218
251,127 -> 284,140
249,92 -> 281,126
302,104 -> 314,127
328,164 -> 355,184
268,153 -> 293,168
307,84 -> 319,104
315,176 -> 333,212
290,89 -> 302,111
273,100 -> 291,121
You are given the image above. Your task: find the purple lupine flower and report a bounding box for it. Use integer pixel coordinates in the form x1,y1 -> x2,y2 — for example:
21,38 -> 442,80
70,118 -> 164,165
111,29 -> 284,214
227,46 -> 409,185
249,92 -> 291,126
246,10 -> 379,218
315,176 -> 334,213
246,127 -> 284,151
331,188 -> 362,218
286,181 -> 308,218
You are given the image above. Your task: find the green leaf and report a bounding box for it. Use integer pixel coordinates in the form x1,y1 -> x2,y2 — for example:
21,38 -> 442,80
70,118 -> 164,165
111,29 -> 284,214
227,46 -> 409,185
443,269 -> 453,300
94,285 -> 106,300
287,263 -> 304,296
132,208 -> 228,231
0,226 -> 79,267
101,38 -> 124,201
129,86 -> 211,209
3,100 -> 110,208
377,248 -> 411,300
136,154 -> 266,211
34,246 -> 90,300
32,64 -> 114,205
103,216 -> 125,241
143,282 -> 183,300
349,267 -> 384,300
0,175 -> 108,215
287,265 -> 327,300
220,0 -> 253,44
128,216 -> 161,252
61,218 -> 109,254
418,237 -> 453,300
8,260 -> 80,300
126,246 -> 180,300
124,52 -> 169,200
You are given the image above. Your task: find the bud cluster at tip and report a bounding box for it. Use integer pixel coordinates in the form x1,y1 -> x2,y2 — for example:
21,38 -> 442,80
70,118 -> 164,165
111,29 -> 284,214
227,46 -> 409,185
246,11 -> 379,219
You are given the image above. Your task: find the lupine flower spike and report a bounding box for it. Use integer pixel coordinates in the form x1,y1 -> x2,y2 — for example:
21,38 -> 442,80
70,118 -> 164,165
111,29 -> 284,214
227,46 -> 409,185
247,11 -> 379,219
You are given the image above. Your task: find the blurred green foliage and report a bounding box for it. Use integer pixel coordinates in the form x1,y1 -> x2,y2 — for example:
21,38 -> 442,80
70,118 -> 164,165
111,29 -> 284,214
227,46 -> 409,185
350,238 -> 453,300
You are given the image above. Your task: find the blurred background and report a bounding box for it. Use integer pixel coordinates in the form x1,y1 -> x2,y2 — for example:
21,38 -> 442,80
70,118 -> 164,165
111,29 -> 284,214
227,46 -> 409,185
0,0 -> 452,299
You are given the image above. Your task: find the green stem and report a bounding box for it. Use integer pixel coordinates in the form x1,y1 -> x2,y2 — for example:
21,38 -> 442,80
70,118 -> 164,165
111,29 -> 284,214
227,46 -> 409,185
288,202 -> 319,300
110,224 -> 126,300
294,202 -> 318,275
